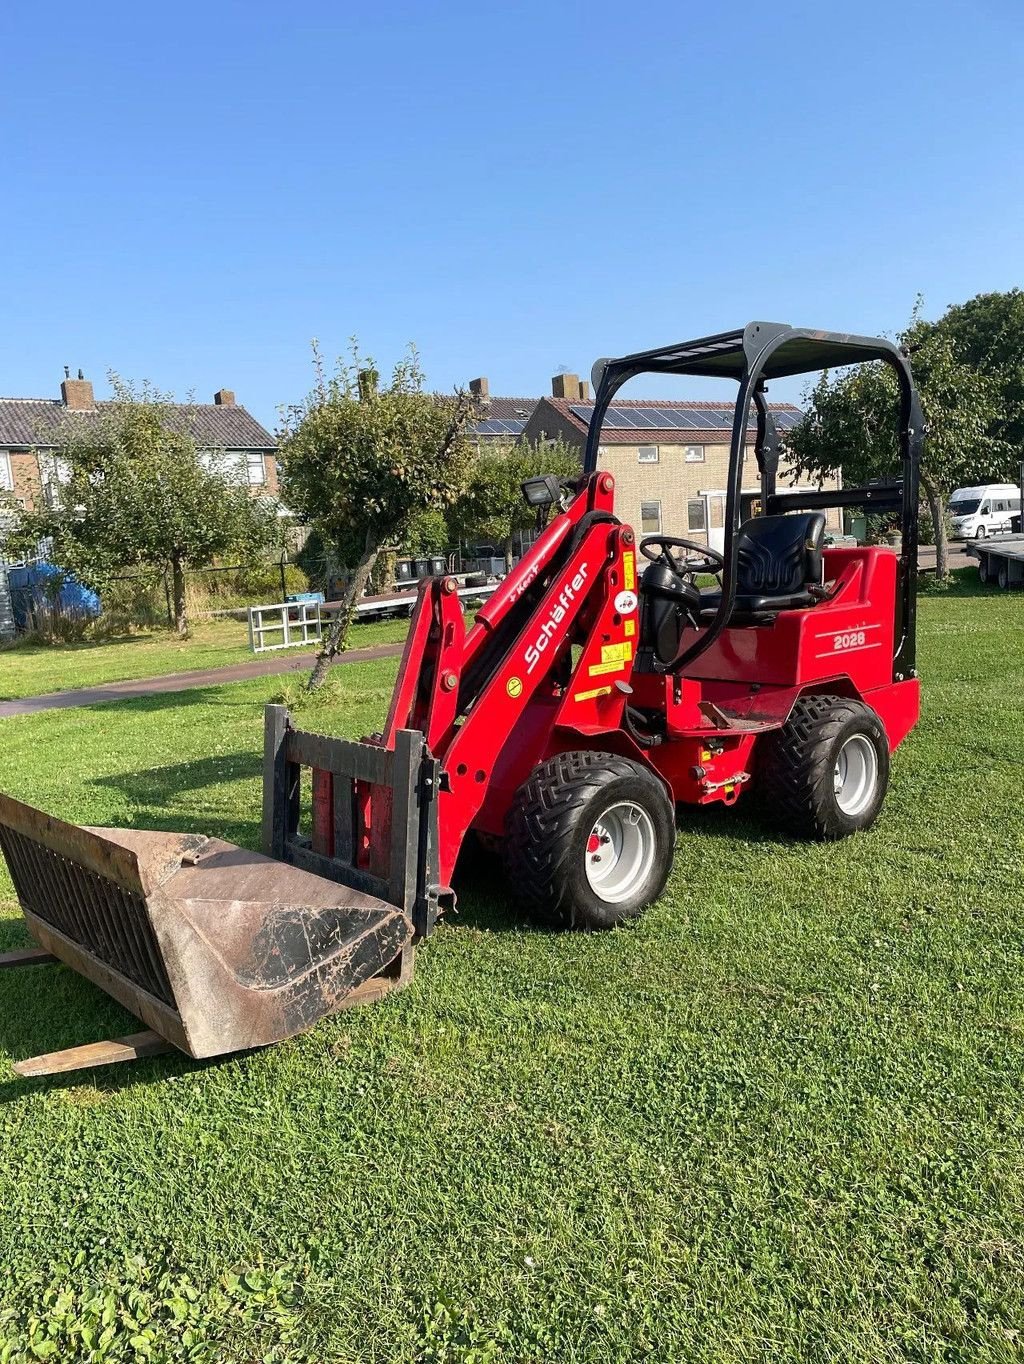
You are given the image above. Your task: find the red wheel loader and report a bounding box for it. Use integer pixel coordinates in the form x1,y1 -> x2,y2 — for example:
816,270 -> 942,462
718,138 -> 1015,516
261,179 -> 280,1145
0,323 -> 922,1074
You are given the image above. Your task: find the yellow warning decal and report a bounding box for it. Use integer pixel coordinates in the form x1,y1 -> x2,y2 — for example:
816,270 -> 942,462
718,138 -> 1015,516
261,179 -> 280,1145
506,676 -> 523,698
589,659 -> 628,677
624,619 -> 636,638
574,685 -> 613,703
623,553 -> 635,590
601,641 -> 633,664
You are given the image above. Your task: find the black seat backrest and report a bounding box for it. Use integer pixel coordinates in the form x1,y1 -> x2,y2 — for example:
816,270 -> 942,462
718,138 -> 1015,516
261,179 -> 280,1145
735,513 -> 826,597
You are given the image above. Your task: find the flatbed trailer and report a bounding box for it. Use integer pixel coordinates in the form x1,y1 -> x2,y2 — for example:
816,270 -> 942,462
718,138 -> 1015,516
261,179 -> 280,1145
967,533 -> 1024,590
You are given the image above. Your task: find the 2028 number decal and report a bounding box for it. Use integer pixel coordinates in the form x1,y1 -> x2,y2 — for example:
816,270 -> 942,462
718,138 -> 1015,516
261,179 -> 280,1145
832,630 -> 866,651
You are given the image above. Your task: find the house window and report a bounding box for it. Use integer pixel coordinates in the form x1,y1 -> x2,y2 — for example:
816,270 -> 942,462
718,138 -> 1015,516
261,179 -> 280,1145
245,451 -> 267,486
687,499 -> 707,533
685,445 -> 705,463
39,452 -> 70,509
0,450 -> 12,492
638,445 -> 659,464
640,501 -> 662,533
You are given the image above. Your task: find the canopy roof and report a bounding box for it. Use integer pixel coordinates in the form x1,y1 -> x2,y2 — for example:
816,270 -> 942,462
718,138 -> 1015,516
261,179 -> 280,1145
593,322 -> 910,390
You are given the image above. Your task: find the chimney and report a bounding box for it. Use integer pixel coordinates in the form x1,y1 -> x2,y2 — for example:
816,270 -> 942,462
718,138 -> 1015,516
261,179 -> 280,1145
552,372 -> 589,401
214,388 -> 236,406
469,377 -> 489,398
60,372 -> 95,410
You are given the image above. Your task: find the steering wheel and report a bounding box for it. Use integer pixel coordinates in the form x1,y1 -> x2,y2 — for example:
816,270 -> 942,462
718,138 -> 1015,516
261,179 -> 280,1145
639,535 -> 725,577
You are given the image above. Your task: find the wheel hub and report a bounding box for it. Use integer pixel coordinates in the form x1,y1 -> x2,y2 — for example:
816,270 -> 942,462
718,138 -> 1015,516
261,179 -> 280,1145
584,802 -> 656,904
833,733 -> 879,817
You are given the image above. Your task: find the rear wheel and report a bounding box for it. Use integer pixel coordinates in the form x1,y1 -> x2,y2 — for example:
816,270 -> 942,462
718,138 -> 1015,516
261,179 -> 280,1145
759,696 -> 890,840
504,751 -> 675,929
998,559 -> 1011,590
978,555 -> 996,585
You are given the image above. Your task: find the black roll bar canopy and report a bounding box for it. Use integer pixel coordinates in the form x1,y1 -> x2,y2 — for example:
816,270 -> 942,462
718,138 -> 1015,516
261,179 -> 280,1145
583,322 -> 924,681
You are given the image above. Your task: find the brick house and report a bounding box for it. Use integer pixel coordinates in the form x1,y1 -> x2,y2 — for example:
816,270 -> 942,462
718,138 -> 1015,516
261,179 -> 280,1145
466,377 -> 539,447
521,374 -> 842,553
0,373 -> 278,513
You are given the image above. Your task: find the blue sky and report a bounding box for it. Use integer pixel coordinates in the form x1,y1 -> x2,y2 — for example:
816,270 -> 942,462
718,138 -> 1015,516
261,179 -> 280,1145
2,0 -> 1022,428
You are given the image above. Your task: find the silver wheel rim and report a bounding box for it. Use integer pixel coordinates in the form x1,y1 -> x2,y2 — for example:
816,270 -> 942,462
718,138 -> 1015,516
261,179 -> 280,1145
833,734 -> 878,817
584,801 -> 656,904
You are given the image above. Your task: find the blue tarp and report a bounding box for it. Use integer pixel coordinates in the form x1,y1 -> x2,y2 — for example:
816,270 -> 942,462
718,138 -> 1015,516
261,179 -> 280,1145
7,563 -> 101,632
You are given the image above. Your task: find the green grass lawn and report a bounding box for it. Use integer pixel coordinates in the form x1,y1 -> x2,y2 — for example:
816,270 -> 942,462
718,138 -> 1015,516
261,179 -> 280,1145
0,572 -> 1022,1361
0,614 -> 416,701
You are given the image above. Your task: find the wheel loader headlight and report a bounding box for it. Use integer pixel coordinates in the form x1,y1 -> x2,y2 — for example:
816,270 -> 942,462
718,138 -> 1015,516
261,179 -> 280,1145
522,475 -> 563,508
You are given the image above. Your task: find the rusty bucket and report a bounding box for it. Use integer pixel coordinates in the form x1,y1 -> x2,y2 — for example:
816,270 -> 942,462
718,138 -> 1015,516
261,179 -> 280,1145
0,711 -> 444,1075
0,792 -> 413,1064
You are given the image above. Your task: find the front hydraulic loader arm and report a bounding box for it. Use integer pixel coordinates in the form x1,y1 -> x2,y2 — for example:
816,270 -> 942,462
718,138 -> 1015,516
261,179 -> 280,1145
376,473 -> 636,887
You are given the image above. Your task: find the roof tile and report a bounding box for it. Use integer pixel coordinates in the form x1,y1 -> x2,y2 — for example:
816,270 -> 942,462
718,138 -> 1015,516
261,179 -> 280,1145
0,398 -> 276,450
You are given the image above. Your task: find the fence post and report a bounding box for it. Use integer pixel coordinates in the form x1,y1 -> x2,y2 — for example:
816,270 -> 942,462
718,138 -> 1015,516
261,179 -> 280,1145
262,704 -> 297,859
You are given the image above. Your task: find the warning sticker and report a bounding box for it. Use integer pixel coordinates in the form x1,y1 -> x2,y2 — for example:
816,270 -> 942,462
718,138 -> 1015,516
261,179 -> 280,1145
573,685 -> 613,703
623,552 -> 635,590
588,659 -> 628,677
624,619 -> 636,638
600,641 -> 633,664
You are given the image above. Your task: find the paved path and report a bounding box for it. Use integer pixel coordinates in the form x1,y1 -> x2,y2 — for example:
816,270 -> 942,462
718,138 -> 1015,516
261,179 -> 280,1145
0,642 -> 405,718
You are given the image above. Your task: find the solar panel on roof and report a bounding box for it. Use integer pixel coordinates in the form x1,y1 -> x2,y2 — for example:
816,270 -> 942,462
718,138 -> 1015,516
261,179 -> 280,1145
617,408 -> 657,429
568,402 -> 802,434
656,411 -> 690,430
472,418 -> 528,436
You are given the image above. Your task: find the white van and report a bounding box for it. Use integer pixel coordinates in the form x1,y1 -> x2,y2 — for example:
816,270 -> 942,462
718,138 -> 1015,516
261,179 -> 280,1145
949,484 -> 1022,539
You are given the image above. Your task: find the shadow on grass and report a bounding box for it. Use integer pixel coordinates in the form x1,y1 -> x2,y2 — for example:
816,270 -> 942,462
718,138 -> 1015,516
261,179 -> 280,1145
91,752 -> 263,842
0,920 -> 206,1099
0,924 -> 266,1100
449,800 -> 783,935
78,685 -> 273,715
0,631 -> 148,661
1,684 -> 257,715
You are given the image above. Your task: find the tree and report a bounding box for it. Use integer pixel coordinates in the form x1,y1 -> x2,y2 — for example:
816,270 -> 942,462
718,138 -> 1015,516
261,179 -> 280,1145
936,289 -> 1024,450
788,312 -> 1006,579
13,377 -> 280,634
449,440 -> 581,571
280,344 -> 473,691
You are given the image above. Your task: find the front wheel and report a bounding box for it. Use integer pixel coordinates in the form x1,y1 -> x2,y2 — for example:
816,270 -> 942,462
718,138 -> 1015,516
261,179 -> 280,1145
504,751 -> 676,930
976,525 -> 988,539
758,696 -> 890,840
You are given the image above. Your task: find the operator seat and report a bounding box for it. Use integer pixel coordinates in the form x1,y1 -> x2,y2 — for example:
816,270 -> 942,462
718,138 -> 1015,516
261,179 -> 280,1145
701,512 -> 826,618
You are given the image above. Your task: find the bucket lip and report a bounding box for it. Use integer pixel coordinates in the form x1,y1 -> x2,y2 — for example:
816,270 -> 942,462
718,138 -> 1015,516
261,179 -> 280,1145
0,792 -> 145,897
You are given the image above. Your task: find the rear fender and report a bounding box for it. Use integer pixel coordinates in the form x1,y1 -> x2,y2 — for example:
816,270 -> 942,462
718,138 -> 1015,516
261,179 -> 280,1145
750,676 -> 919,752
